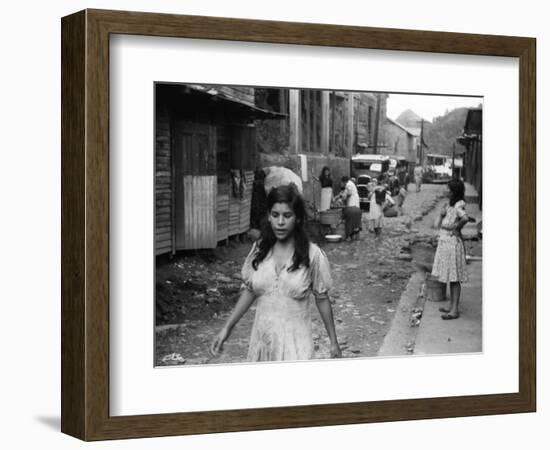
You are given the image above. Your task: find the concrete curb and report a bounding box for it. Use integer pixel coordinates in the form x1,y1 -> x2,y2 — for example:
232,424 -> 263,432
378,271 -> 425,356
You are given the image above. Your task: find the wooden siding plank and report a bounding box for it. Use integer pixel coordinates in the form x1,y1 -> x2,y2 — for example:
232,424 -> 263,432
155,95 -> 172,255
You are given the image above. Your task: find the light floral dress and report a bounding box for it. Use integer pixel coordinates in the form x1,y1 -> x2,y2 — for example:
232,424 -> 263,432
431,200 -> 468,283
368,187 -> 393,229
241,241 -> 332,361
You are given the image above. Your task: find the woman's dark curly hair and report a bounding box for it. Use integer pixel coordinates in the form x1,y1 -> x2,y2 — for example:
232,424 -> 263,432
448,178 -> 465,206
319,166 -> 332,188
252,184 -> 310,272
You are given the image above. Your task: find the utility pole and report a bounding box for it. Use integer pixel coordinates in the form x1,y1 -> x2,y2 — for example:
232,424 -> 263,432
330,91 -> 336,153
372,93 -> 381,154
452,142 -> 456,178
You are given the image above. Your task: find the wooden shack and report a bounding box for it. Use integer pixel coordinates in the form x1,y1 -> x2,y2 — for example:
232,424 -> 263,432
155,84 -> 284,255
457,108 -> 482,209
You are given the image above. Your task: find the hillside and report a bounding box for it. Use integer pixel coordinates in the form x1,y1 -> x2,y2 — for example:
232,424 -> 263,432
423,107 -> 470,156
396,109 -> 428,128
395,107 -> 475,157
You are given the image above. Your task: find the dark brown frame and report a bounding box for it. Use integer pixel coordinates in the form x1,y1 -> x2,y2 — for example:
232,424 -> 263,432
61,9 -> 536,441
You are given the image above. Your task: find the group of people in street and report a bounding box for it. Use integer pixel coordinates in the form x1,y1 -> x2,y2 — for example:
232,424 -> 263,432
210,164 -> 470,363
319,167 -> 362,241
318,166 -> 399,240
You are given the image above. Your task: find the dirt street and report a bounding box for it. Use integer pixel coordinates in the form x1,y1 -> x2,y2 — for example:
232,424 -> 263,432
155,184 -> 447,366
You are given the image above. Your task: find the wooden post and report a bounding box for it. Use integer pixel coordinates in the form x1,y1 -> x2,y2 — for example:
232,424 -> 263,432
279,88 -> 288,135
321,91 -> 330,155
330,91 -> 336,153
372,93 -> 381,154
346,93 -> 354,158
452,142 -> 456,179
289,89 -> 300,154
312,91 -> 318,152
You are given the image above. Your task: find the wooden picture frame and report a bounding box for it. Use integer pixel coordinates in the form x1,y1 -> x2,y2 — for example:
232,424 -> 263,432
61,9 -> 536,441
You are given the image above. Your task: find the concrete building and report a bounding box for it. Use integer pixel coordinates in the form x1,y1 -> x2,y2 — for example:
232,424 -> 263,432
384,117 -> 416,162
256,89 -> 388,210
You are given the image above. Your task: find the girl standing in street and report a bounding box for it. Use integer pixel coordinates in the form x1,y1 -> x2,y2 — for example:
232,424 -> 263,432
368,184 -> 394,236
396,183 -> 408,216
210,185 -> 341,361
432,179 -> 469,320
318,166 -> 333,212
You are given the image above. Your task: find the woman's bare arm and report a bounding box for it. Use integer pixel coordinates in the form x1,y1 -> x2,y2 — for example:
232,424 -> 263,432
210,289 -> 256,355
315,294 -> 341,358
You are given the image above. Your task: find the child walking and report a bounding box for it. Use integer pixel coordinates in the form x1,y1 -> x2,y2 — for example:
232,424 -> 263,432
432,179 -> 469,320
368,184 -> 394,236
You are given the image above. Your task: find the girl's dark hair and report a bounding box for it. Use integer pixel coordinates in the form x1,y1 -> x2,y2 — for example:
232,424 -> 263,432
254,168 -> 266,181
447,179 -> 465,206
319,166 -> 332,187
252,185 -> 310,272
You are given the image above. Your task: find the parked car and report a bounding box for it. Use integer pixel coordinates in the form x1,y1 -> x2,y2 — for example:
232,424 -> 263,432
423,154 -> 452,183
351,154 -> 390,180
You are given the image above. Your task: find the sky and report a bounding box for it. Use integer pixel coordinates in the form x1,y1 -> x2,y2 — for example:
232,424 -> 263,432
385,93 -> 483,123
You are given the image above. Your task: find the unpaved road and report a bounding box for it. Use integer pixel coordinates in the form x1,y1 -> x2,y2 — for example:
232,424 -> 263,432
155,184 -> 447,366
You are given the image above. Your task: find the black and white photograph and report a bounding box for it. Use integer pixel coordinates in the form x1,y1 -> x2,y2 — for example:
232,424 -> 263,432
4,0 -> 544,447
154,83 -> 483,366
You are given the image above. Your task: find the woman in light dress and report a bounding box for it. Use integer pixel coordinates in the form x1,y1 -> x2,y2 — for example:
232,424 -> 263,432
210,185 -> 341,361
318,166 -> 333,212
432,179 -> 469,320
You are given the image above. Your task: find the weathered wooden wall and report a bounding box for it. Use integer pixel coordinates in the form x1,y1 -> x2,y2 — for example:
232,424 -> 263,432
331,92 -> 350,157
217,86 -> 255,107
226,171 -> 254,237
463,138 -> 482,207
239,171 -> 254,233
190,84 -> 255,107
155,103 -> 172,256
353,93 -> 388,152
231,125 -> 257,171
216,126 -> 231,242
300,90 -> 323,154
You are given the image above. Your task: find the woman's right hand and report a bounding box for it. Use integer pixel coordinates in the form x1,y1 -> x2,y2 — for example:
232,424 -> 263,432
440,203 -> 448,217
210,327 -> 230,356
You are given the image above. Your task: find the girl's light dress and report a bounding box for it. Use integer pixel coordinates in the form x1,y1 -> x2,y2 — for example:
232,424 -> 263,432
241,242 -> 332,362
431,200 -> 468,283
320,187 -> 333,211
368,188 -> 393,229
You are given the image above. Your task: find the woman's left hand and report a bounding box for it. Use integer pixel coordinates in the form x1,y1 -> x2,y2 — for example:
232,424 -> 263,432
330,342 -> 342,358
